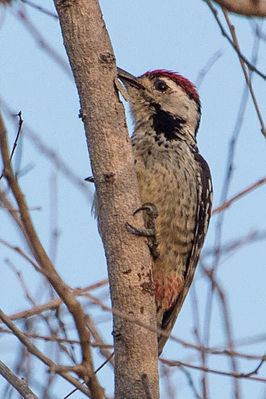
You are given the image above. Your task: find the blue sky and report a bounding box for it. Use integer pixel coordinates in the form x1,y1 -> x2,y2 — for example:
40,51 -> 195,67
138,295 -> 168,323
0,0 -> 265,398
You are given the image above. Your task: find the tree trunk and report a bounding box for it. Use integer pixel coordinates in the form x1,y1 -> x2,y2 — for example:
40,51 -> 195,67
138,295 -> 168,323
53,0 -> 160,398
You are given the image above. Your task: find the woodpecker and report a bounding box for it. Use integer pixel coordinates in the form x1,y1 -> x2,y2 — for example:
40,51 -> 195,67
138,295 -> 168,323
117,67 -> 213,355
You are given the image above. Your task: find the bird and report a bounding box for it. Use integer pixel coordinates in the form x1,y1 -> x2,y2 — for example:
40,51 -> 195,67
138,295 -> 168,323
117,67 -> 213,355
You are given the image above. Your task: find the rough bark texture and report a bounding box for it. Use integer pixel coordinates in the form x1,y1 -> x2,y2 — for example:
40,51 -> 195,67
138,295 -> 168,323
53,1 -> 159,398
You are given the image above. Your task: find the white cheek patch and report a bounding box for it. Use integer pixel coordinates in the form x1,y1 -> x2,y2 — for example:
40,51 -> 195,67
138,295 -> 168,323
160,83 -> 199,127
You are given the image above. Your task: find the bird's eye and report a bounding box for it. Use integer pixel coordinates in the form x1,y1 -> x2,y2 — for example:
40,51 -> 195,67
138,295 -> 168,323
154,80 -> 168,92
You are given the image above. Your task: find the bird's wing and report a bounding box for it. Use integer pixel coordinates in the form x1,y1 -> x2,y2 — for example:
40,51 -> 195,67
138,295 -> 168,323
158,153 -> 213,355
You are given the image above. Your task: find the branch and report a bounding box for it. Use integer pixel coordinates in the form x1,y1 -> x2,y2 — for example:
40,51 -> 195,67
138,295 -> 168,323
244,353 -> 266,377
14,7 -> 71,76
0,309 -> 91,396
53,1 -> 159,398
20,0 -> 58,19
0,327 -> 113,349
212,0 -> 266,17
1,98 -> 91,197
222,8 -> 266,137
7,279 -> 108,321
212,177 -> 266,215
0,360 -> 38,399
0,237 -> 42,272
205,0 -> 266,80
161,358 -> 266,383
0,109 -> 103,397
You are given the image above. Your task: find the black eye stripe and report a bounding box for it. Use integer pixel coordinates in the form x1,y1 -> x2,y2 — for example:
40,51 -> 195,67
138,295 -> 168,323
154,80 -> 168,92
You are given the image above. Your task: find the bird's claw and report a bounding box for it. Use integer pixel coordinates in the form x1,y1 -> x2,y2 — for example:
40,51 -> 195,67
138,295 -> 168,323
126,202 -> 159,259
133,202 -> 159,220
125,222 -> 155,237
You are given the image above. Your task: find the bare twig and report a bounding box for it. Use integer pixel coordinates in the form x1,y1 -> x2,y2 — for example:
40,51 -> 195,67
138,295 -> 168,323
203,21 -> 261,362
13,7 -> 71,76
212,177 -> 266,215
244,353 -> 266,377
202,230 -> 266,259
49,169 -> 59,264
190,285 -> 208,398
250,20 -> 266,42
222,8 -> 266,137
3,318 -> 265,362
80,290 -> 266,366
0,327 -> 113,348
0,359 -> 38,399
160,363 -> 176,399
20,0 -> 58,19
202,265 -> 241,398
178,365 -> 202,399
204,0 -> 266,80
63,353 -> 114,399
195,49 -> 223,87
161,358 -> 266,383
0,309 -> 91,396
85,315 -> 114,367
0,105 -> 103,398
0,238 -> 42,272
1,99 -> 92,198
0,111 -> 23,180
9,111 -> 23,163
7,279 -> 108,321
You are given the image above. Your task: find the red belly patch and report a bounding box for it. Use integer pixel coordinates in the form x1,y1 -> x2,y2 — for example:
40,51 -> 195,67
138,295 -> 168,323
154,271 -> 184,311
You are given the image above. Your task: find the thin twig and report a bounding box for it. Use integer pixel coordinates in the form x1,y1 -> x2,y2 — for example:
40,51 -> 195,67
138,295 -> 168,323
20,0 -> 58,19
178,365 -> 203,399
7,279 -> 108,321
161,358 -> 266,383
0,327 -> 113,348
244,353 -> 266,377
82,291 -> 266,362
0,309 -> 91,396
202,264 -> 241,398
0,105 -> 103,397
85,315 -> 115,367
1,99 -> 92,198
190,285 -> 208,398
9,111 -> 23,162
0,111 -> 23,180
195,49 -> 223,87
63,353 -> 114,399
13,7 -> 71,76
0,238 -> 42,272
203,21 -> 261,363
222,8 -> 266,137
212,177 -> 266,215
204,0 -> 266,80
0,360 -> 38,399
202,230 -> 266,258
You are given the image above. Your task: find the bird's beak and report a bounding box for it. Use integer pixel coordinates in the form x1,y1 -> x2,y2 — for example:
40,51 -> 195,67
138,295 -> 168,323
117,67 -> 145,90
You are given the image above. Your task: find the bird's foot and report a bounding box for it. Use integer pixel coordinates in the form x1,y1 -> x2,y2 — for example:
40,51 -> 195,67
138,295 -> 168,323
126,202 -> 159,259
125,223 -> 155,237
133,202 -> 159,223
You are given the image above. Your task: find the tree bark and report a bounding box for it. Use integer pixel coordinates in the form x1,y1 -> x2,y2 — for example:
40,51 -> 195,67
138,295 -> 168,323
53,1 -> 159,398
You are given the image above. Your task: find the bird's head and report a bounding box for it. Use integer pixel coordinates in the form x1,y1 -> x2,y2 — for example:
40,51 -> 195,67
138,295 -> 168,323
118,68 -> 201,141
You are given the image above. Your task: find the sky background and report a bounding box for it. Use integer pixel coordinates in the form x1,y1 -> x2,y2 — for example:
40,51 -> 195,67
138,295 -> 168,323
0,0 -> 266,398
